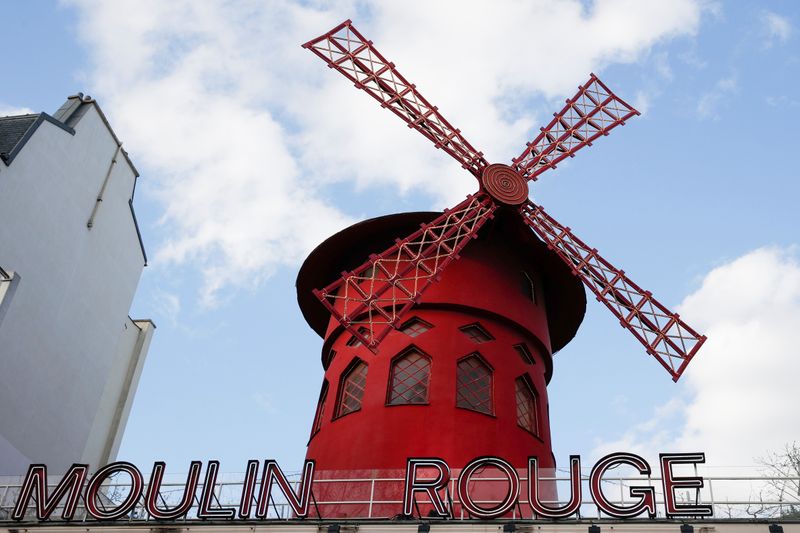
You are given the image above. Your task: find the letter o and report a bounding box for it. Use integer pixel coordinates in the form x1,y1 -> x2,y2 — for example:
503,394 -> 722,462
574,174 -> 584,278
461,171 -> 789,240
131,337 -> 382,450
85,462 -> 144,520
457,457 -> 520,519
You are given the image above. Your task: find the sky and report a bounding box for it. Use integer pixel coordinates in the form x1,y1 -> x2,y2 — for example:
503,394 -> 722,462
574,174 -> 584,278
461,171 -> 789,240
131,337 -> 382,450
1,0 -> 799,475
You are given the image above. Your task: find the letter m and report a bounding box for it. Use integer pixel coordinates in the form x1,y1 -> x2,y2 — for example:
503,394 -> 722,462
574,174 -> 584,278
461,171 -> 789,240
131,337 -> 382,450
12,464 -> 88,521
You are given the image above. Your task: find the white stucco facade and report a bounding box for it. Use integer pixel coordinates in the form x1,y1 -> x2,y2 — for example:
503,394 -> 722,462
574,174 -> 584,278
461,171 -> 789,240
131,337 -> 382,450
0,96 -> 154,475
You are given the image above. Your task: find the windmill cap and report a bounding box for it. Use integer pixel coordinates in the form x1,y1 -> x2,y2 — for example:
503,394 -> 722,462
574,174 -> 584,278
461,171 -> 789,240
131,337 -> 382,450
296,209 -> 586,354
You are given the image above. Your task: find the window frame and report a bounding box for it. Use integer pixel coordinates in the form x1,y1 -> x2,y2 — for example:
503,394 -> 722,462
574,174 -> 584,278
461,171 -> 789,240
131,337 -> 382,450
386,346 -> 432,406
514,374 -> 540,437
361,264 -> 378,280
458,322 -> 495,344
399,316 -> 434,338
334,357 -> 369,419
455,352 -> 495,416
325,348 -> 337,367
513,343 -> 535,365
346,326 -> 371,347
310,380 -> 329,438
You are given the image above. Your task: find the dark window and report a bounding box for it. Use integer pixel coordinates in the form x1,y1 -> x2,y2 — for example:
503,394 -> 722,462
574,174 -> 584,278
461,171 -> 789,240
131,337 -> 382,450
346,335 -> 360,347
336,360 -> 368,417
515,376 -> 539,436
513,343 -> 535,365
346,326 -> 370,347
388,349 -> 431,405
521,272 -> 536,304
456,354 -> 493,415
361,264 -> 377,280
400,317 -> 432,338
459,323 -> 494,343
326,349 -> 337,365
311,381 -> 328,436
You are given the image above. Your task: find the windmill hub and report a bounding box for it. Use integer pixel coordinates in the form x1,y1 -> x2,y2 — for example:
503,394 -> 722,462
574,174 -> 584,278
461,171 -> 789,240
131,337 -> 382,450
480,163 -> 529,205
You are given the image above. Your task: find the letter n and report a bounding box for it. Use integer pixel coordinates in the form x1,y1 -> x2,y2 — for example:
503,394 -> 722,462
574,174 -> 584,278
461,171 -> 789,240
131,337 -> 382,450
256,460 -> 315,518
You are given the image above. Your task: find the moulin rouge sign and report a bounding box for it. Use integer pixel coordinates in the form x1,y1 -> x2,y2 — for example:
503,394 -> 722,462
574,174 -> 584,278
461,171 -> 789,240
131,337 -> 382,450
11,452 -> 712,522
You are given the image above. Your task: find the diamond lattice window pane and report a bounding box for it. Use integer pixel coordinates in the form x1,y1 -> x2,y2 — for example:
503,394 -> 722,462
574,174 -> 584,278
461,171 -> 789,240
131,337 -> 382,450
400,318 -> 432,338
312,381 -> 328,435
337,361 -> 368,416
456,355 -> 492,414
459,323 -> 494,344
388,350 -> 430,405
515,377 -> 538,435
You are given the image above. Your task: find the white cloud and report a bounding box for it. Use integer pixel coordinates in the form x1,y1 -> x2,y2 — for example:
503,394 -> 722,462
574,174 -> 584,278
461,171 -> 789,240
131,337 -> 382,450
593,247 -> 800,468
153,289 -> 181,326
251,392 -> 277,414
654,51 -> 674,80
761,10 -> 792,47
66,0 -> 708,303
766,95 -> 800,108
633,91 -> 651,115
679,48 -> 708,69
0,105 -> 34,117
697,75 -> 737,119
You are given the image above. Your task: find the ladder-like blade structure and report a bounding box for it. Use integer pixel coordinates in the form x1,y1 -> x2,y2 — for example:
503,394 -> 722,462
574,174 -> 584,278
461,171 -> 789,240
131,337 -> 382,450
314,194 -> 497,351
303,20 -> 489,178
519,200 -> 705,381
512,74 -> 639,182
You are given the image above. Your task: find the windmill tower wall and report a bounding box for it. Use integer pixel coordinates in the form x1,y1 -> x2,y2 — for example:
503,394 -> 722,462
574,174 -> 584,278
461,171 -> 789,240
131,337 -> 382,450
297,210 -> 586,518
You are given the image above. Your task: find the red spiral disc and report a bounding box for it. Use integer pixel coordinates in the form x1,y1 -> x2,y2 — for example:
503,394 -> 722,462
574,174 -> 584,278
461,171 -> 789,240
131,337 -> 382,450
481,164 -> 528,205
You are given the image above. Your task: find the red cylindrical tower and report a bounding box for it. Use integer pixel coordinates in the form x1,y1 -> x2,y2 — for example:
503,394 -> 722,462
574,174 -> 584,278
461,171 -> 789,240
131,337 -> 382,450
296,209 -> 585,518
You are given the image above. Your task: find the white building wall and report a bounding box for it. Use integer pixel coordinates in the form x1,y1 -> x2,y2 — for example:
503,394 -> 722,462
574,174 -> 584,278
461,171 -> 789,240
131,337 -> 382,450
0,101 -> 152,474
83,318 -> 154,466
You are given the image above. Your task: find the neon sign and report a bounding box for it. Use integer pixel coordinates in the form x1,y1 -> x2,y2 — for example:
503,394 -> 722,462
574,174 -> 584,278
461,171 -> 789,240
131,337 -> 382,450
11,452 -> 712,522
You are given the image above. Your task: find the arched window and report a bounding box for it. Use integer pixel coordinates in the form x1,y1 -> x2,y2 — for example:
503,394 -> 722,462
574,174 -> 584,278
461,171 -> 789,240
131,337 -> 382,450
311,380 -> 328,437
456,354 -> 493,415
388,349 -> 431,405
335,359 -> 368,418
515,376 -> 539,436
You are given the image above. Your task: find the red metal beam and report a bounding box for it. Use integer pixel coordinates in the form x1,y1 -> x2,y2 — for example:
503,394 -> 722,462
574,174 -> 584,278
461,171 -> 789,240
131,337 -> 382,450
512,74 -> 639,181
303,20 -> 489,177
314,194 -> 497,351
520,200 -> 705,381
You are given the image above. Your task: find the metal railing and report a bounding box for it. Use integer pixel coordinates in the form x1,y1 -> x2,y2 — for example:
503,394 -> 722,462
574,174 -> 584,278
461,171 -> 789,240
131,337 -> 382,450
1,468 -> 798,523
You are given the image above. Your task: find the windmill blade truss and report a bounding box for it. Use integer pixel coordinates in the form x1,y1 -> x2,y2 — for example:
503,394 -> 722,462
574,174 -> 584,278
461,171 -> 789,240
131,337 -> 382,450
512,74 -> 640,182
519,200 -> 706,381
314,194 -> 497,351
303,20 -> 489,177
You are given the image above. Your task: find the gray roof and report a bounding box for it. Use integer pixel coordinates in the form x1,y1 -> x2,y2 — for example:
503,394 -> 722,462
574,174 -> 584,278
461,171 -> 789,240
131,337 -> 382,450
0,114 -> 39,163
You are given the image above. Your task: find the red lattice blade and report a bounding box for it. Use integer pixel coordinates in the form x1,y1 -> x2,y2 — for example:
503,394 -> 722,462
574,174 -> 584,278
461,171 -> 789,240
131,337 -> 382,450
313,194 -> 497,352
303,20 -> 489,178
519,200 -> 705,381
512,74 -> 639,182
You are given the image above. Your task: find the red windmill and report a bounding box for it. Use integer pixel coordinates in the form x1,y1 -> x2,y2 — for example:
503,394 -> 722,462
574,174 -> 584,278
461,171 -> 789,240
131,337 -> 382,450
296,20 -> 706,517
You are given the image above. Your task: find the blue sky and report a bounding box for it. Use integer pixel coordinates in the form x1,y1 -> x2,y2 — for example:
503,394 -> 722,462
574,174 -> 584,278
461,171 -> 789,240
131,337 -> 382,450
2,0 -> 799,473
